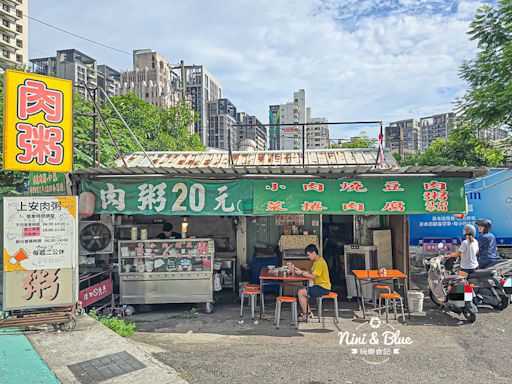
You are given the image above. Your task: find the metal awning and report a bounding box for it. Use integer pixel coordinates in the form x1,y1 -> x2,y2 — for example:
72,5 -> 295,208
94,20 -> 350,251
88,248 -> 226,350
75,165 -> 488,179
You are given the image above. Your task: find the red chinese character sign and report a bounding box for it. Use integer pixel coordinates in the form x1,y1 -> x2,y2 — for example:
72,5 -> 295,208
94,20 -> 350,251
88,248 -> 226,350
253,178 -> 466,215
3,70 -> 73,172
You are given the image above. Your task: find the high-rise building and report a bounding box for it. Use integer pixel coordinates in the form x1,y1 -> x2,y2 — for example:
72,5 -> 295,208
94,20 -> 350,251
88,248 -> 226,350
184,65 -> 222,145
118,49 -> 181,108
31,49 -> 100,99
207,98 -> 237,150
307,117 -> 330,149
268,89 -> 329,150
384,118 -> 421,155
476,127 -> 509,142
237,113 -> 267,151
0,0 -> 28,70
268,105 -> 281,150
420,112 -> 455,151
97,64 -> 120,100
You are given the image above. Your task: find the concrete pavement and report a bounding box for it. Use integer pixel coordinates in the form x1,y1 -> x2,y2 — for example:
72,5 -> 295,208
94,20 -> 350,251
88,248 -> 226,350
27,315 -> 188,384
128,297 -> 512,384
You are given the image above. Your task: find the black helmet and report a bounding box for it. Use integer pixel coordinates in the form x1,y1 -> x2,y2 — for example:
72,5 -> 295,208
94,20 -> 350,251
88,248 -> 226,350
475,219 -> 492,233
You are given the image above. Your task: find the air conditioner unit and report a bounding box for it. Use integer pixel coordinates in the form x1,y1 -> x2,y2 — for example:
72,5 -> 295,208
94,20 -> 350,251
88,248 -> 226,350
79,220 -> 114,255
344,245 -> 378,300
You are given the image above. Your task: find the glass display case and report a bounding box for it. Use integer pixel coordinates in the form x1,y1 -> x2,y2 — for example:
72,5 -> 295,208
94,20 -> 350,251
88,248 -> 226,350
118,238 -> 215,306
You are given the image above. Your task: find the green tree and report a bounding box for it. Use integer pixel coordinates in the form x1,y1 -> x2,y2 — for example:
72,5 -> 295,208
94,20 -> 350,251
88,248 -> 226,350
458,0 -> 512,132
397,125 -> 504,167
331,132 -> 376,148
74,93 -> 204,168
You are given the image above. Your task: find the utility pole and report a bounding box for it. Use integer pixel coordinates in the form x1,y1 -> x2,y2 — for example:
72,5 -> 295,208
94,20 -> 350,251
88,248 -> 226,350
180,60 -> 186,101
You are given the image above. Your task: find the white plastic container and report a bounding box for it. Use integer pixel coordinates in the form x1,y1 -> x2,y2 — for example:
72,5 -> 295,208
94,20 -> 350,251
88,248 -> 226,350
131,227 -> 138,241
408,291 -> 425,313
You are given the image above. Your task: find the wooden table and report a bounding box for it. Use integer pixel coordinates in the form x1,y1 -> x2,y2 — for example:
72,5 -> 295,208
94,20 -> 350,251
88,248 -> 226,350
259,267 -> 310,320
352,269 -> 410,319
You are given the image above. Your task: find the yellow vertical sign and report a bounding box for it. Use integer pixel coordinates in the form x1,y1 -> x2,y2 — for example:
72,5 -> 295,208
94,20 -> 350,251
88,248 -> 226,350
3,70 -> 73,172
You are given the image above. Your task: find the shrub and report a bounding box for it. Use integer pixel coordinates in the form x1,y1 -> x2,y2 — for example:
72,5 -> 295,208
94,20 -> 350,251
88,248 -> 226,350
89,310 -> 136,337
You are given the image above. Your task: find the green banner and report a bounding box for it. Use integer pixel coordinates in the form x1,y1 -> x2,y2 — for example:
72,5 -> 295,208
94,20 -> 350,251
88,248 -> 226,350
81,179 -> 253,216
253,178 -> 466,215
29,172 -> 67,196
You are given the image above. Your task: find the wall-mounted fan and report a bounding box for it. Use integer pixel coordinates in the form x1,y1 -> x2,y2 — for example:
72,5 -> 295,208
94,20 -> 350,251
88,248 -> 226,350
79,221 -> 114,255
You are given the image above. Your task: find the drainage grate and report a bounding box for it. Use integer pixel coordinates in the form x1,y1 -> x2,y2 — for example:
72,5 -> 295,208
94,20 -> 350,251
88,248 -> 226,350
68,351 -> 146,383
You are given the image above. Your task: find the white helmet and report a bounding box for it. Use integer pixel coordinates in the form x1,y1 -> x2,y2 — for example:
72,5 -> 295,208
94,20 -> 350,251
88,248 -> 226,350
463,224 -> 476,237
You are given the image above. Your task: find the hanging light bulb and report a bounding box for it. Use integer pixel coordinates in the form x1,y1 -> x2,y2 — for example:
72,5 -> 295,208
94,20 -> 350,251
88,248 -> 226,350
181,217 -> 189,238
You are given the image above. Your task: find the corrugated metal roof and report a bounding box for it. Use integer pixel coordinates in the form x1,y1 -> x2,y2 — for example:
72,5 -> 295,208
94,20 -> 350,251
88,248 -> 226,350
75,164 -> 488,179
115,148 -> 398,168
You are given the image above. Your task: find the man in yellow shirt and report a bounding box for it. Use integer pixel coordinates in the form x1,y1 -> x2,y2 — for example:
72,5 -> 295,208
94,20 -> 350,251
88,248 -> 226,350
293,244 -> 331,321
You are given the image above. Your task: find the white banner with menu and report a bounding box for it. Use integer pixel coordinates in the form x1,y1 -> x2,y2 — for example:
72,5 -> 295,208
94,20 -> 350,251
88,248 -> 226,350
3,196 -> 78,272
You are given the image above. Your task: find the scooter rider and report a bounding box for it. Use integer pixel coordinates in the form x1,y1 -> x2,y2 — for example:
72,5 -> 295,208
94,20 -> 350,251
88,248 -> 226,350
475,219 -> 500,268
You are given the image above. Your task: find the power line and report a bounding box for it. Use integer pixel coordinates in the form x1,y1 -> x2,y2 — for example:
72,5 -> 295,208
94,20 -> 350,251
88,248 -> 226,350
25,14 -> 132,56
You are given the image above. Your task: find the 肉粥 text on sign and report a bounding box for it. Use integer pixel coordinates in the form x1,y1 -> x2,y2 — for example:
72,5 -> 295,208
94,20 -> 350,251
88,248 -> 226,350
3,70 -> 73,173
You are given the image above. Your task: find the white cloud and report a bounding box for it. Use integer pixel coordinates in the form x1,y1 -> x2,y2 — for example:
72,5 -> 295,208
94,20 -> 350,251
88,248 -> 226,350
29,0 -> 490,138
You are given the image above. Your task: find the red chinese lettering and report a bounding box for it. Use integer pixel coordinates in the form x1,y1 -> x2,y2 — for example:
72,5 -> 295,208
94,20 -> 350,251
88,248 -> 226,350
302,182 -> 325,192
383,181 -> 404,192
342,201 -> 365,212
381,201 -> 405,212
16,123 -> 64,165
301,201 -> 328,212
423,180 -> 447,191
426,201 -> 449,212
18,79 -> 63,123
265,182 -> 286,192
340,181 -> 367,192
423,191 -> 448,201
266,201 -> 288,212
436,201 -> 449,212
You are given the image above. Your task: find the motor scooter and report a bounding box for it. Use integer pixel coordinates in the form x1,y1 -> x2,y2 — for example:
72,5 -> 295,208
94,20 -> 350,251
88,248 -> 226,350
451,258 -> 511,310
424,244 -> 477,323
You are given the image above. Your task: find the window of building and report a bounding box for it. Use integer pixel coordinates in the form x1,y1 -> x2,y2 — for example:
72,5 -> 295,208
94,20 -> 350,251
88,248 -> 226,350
16,24 -> 22,33
16,54 -> 22,62
2,19 -> 9,27
16,10 -> 22,18
3,49 -> 9,58
16,39 -> 21,47
2,34 -> 8,42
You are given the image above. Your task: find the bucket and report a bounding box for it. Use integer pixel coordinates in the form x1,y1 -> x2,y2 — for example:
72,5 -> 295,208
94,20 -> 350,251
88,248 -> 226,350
408,291 -> 424,313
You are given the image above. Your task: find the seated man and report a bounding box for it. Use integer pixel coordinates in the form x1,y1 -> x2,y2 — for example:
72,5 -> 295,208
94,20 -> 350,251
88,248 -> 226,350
293,244 -> 332,321
475,219 -> 500,268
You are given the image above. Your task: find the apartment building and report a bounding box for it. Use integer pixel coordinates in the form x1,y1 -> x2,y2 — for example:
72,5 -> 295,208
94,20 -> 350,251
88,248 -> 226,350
237,113 -> 267,151
207,98 -> 238,150
268,89 -> 329,150
307,117 -> 330,149
118,49 -> 180,108
31,49 -> 101,98
420,112 -> 456,151
97,64 -> 120,100
384,118 -> 421,155
0,0 -> 28,70
184,65 -> 222,145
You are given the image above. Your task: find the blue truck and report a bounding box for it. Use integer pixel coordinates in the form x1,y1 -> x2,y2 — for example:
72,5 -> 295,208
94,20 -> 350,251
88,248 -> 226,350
410,168 -> 512,247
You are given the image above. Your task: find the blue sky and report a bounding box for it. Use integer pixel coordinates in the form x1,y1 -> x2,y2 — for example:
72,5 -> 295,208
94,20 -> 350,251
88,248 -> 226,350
29,0 -> 493,139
